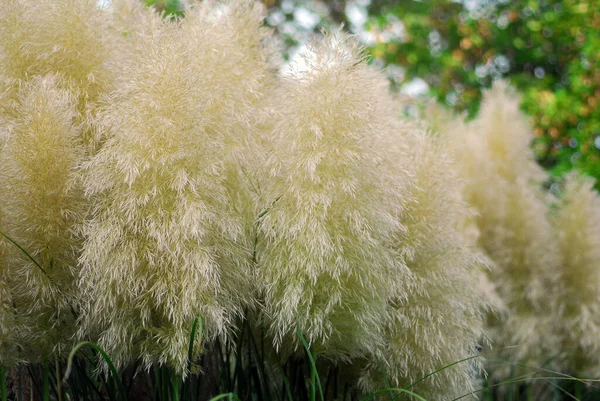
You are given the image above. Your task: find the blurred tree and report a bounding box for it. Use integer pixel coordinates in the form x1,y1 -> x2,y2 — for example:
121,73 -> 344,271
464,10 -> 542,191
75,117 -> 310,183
367,0 -> 600,187
144,0 -> 183,16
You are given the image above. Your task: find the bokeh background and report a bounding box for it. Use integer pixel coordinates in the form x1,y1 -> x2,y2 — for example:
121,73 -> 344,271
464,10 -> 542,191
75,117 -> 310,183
148,0 -> 600,191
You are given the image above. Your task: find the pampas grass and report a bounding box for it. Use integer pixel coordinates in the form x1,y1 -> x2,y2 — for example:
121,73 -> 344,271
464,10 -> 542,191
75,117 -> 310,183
439,81 -> 561,370
0,75 -> 84,362
357,129 -> 495,400
256,31 -> 410,359
552,173 -> 600,378
0,1 -> 598,400
78,0 -> 274,374
0,0 -> 115,108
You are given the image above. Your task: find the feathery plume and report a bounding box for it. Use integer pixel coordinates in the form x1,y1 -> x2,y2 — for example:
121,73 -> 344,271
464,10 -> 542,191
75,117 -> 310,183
0,0 -> 115,107
256,31 -> 411,358
78,0 -> 274,373
552,173 -> 600,378
0,0 -> 120,151
446,81 -> 560,367
0,75 -> 84,361
360,131 -> 494,400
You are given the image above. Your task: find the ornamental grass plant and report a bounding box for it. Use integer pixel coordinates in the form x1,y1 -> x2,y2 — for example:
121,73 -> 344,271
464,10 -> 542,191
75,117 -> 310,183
552,174 -> 600,379
0,1 -> 599,400
0,75 -> 85,363
78,0 -> 274,374
430,81 -> 600,396
435,82 -> 562,371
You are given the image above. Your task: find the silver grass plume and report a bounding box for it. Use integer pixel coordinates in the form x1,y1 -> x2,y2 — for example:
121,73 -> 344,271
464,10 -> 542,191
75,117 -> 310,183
256,31 -> 412,359
78,0 -> 275,373
448,81 -> 560,368
0,75 -> 84,361
0,0 -> 115,108
359,130 -> 494,400
424,100 -> 506,311
552,173 -> 600,378
0,0 -> 120,151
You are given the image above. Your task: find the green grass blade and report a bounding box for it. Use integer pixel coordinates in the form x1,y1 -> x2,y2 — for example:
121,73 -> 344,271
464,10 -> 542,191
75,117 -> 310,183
375,356 -> 395,401
0,361 -> 25,401
187,317 -> 202,376
42,363 -> 49,401
160,366 -> 168,401
172,377 -> 180,401
280,366 -> 294,401
245,316 -> 271,400
295,329 -> 324,401
64,341 -> 127,401
451,375 -> 593,401
209,393 -> 242,401
360,388 -> 428,401
0,230 -> 50,281
182,317 -> 202,401
70,358 -> 102,401
406,354 -> 481,391
0,231 -> 78,318
546,379 -> 580,401
26,366 -> 42,399
486,358 -> 588,381
310,364 -> 317,401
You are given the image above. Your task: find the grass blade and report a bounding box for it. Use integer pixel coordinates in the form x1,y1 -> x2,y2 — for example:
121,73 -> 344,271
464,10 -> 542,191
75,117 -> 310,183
181,317 -> 202,401
42,363 -> 49,401
187,317 -> 203,377
406,354 -> 481,391
280,366 -> 294,401
0,231 -> 50,281
64,342 -> 126,401
295,329 -> 324,401
0,231 -> 77,318
209,393 -> 241,401
451,376 -> 594,401
375,356 -> 395,401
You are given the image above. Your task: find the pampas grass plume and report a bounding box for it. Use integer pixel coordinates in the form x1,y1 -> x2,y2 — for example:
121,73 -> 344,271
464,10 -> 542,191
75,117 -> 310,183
553,173 -> 600,377
0,0 -> 115,107
256,31 -> 412,358
448,80 -> 560,367
359,131 -> 494,400
78,0 -> 274,373
0,75 -> 84,361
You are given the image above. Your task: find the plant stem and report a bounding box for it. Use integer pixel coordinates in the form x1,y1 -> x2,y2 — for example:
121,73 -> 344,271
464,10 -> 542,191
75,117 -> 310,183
576,381 -> 582,400
310,365 -> 316,401
1,367 -> 7,401
42,364 -> 49,401
55,358 -> 63,401
172,372 -> 180,401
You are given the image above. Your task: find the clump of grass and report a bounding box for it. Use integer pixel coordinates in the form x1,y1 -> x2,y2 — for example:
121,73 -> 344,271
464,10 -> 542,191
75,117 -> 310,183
0,75 -> 85,362
436,81 -> 562,372
0,1 -> 599,400
77,0 -> 274,374
3,321 -> 598,401
256,30 -> 410,359
551,173 -> 600,378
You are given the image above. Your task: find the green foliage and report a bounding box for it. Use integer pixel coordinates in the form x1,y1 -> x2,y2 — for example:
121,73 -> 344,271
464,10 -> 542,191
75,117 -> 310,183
367,0 -> 600,188
144,0 -> 183,17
